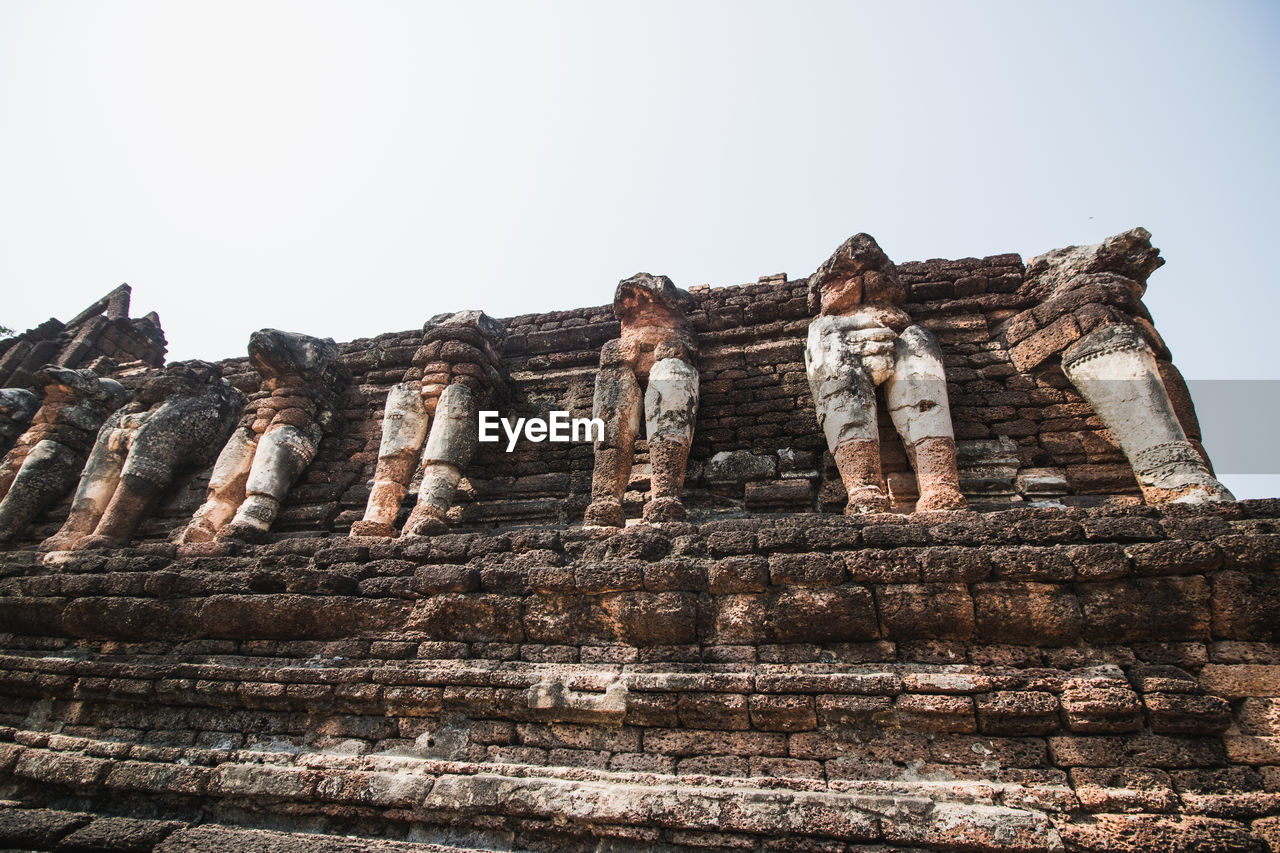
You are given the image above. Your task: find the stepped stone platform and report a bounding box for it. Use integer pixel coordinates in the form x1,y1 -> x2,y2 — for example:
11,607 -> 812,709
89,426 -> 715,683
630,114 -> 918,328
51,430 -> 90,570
1,502 -> 1277,851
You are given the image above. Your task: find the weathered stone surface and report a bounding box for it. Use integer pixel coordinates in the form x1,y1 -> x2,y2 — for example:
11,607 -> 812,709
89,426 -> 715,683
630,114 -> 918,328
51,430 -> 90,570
59,815 -> 185,851
1061,669 -> 1144,733
0,806 -> 91,848
1212,570 -> 1280,642
154,824 -> 464,852
1053,813 -> 1261,853
806,234 -> 966,516
1079,577 -> 1210,643
876,583 -> 975,640
766,586 -> 877,643
354,311 -> 507,539
1023,227 -> 1163,302
973,581 -> 1084,645
181,330 -> 350,543
977,691 -> 1061,736
0,367 -> 127,542
0,230 -> 1270,852
704,449 -> 777,485
1199,664 -> 1280,699
586,273 -> 698,526
0,387 -> 39,456
42,361 -> 243,551
1070,766 -> 1178,813
1144,691 -> 1232,735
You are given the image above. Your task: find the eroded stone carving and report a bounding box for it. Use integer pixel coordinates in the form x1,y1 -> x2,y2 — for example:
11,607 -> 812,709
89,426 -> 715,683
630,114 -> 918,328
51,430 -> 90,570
805,234 -> 966,514
0,389 -> 39,457
584,274 -> 699,527
0,367 -> 127,542
179,330 -> 349,543
350,310 -> 507,538
40,362 -> 243,551
1024,229 -> 1232,504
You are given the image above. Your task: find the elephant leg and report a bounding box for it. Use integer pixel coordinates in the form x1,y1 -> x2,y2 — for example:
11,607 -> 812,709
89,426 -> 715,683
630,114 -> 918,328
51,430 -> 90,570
584,365 -> 642,527
0,440 -> 83,543
180,427 -> 258,543
642,357 -> 699,522
0,440 -> 34,502
41,426 -> 128,551
1063,324 -> 1232,504
351,383 -> 429,537
218,423 -> 317,540
884,325 -> 966,513
806,341 -> 887,514
82,422 -> 185,549
403,384 -> 477,537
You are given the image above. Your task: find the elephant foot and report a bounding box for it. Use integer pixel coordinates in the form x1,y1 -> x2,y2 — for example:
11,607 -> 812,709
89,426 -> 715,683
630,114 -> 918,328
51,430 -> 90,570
844,486 -> 890,515
179,520 -> 219,544
583,498 -> 625,528
915,484 -> 968,513
216,522 -> 271,544
350,520 -> 399,538
1162,481 -> 1235,504
39,532 -> 84,553
402,516 -> 448,537
643,496 -> 686,523
74,534 -> 122,551
402,504 -> 448,537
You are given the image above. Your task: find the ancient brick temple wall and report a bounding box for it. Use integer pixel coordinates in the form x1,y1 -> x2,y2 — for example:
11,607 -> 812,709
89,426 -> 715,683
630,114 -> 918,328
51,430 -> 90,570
3,245 -> 1265,852
6,248 -> 1204,549
0,501 -> 1277,851
0,285 -> 166,391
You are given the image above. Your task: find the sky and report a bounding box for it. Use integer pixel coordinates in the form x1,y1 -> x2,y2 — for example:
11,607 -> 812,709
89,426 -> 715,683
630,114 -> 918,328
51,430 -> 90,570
1,1 -> 1277,496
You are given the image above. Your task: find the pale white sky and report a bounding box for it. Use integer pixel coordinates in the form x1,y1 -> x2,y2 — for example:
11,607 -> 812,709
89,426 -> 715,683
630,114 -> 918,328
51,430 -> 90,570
1,1 -> 1277,495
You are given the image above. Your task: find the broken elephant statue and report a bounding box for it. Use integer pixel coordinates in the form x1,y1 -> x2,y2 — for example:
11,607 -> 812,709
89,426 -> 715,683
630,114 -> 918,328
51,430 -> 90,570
350,310 -> 507,538
805,233 -> 967,514
584,273 -> 700,527
40,361 -> 243,551
0,388 -> 39,457
0,367 -> 128,543
178,329 -> 349,543
1021,228 -> 1232,504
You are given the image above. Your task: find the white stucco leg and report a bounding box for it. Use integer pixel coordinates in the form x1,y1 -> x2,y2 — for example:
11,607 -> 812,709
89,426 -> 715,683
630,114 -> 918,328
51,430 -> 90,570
1063,324 -> 1233,504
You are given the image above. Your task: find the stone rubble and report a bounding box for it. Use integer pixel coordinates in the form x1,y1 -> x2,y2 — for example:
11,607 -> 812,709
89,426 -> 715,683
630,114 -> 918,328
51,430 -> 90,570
0,283 -> 166,390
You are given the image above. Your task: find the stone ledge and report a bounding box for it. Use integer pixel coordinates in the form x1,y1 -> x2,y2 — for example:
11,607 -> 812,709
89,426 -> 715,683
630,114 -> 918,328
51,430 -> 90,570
1,506 -> 1275,651
2,740 -> 1067,851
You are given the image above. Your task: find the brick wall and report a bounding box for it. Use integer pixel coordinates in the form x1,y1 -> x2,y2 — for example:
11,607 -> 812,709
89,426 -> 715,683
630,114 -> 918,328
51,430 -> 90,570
13,248 -> 1203,550
0,500 -> 1276,850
